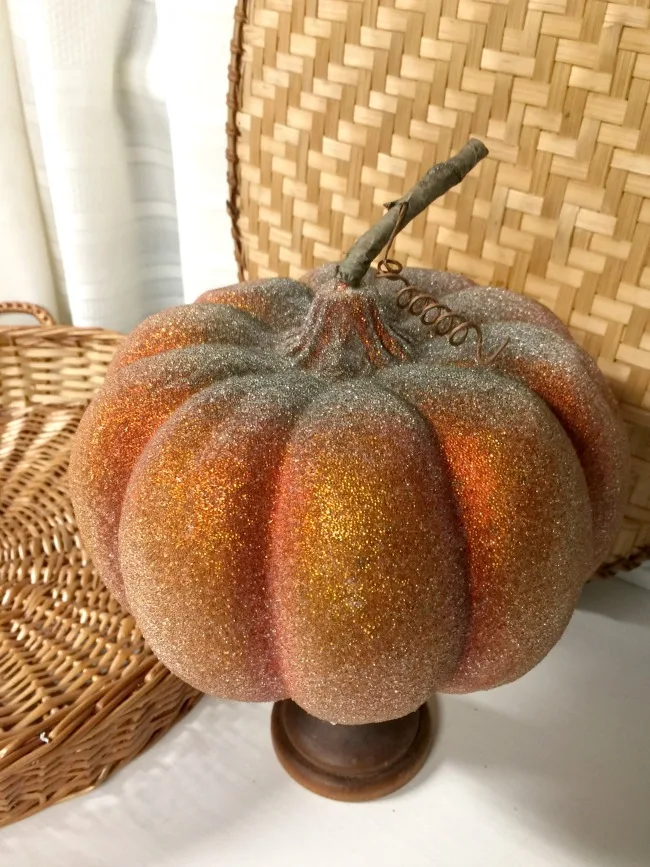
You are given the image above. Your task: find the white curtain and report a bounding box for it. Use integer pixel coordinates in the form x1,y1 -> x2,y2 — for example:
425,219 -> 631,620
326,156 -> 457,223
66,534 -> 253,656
0,0 -> 239,332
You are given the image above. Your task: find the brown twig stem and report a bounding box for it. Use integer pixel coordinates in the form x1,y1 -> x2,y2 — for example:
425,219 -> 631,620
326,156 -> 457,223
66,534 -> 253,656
337,139 -> 489,287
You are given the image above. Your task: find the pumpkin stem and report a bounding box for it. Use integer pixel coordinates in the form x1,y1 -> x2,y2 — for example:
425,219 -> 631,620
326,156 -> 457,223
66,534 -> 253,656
284,288 -> 409,374
337,139 -> 489,288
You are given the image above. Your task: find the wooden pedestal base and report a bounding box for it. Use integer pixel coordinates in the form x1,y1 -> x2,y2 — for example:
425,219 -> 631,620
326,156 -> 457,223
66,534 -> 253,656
271,699 -> 435,802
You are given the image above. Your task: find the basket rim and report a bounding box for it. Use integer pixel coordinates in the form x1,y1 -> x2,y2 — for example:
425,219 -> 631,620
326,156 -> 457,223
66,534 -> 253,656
0,324 -> 123,340
0,299 -> 124,343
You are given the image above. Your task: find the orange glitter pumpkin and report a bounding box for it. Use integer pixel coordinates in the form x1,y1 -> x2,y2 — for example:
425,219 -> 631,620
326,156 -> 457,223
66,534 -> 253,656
69,263 -> 627,725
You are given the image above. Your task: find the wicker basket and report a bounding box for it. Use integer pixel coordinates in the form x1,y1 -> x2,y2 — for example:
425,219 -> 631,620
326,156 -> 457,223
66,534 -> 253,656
0,302 -> 201,827
228,0 -> 650,571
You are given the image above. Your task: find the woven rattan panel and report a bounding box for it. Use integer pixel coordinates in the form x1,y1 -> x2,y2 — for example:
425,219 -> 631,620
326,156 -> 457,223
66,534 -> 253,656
230,0 -> 650,564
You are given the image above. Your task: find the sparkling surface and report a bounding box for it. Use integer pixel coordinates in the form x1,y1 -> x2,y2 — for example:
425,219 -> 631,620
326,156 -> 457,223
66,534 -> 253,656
269,382 -> 467,722
379,364 -> 591,692
440,284 -> 572,337
417,321 -> 627,569
70,264 -> 628,724
69,342 -> 288,605
120,374 -> 322,702
196,277 -> 313,330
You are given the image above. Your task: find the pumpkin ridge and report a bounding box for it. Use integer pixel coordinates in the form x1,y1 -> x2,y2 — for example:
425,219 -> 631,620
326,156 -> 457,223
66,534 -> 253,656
374,371 -> 474,684
166,370 -> 325,697
481,321 -> 626,569
441,285 -> 572,339
70,351 -> 291,606
376,377 -> 478,692
197,277 -> 314,332
108,303 -> 271,376
265,381 -> 329,698
377,362 -> 592,692
268,379 -> 469,722
414,320 -> 626,570
118,343 -> 288,382
119,371 -> 324,699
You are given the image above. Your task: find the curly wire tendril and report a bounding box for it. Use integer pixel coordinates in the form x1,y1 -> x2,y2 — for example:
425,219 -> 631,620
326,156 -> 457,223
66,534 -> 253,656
377,202 -> 508,366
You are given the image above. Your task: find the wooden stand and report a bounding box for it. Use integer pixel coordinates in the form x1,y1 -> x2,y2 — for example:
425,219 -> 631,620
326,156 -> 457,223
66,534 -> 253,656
271,699 -> 435,802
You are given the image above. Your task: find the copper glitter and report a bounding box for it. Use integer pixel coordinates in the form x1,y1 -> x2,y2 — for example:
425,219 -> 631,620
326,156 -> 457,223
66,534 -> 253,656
378,364 -> 591,692
269,382 -> 467,723
70,263 -> 628,724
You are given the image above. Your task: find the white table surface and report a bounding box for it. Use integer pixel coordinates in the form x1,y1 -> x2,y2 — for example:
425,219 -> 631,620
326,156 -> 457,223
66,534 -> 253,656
2,578 -> 649,867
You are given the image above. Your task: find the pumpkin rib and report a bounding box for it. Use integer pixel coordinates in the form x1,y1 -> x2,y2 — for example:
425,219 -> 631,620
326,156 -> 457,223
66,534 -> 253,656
377,364 -> 483,688
70,347 -> 290,606
440,385 -> 593,690
260,381 -> 330,700
107,303 -> 270,379
399,267 -> 477,298
482,322 -> 627,570
414,322 -> 626,570
441,285 -> 572,338
378,363 -> 593,692
375,373 -> 475,670
268,379 -> 469,724
119,372 -> 324,701
197,277 -> 314,331
437,286 -> 623,453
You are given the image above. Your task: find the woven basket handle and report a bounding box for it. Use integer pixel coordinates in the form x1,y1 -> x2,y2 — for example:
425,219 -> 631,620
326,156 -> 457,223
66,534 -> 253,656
0,301 -> 56,326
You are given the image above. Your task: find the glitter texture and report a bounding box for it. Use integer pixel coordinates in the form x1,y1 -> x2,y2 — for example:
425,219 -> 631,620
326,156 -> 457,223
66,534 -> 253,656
379,364 -> 591,692
70,264 -> 628,724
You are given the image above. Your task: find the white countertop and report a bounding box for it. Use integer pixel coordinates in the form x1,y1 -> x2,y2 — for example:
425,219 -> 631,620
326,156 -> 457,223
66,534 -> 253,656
2,578 -> 649,867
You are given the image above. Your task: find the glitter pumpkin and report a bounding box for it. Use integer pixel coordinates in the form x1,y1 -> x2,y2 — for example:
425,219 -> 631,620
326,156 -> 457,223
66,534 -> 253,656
69,263 -> 627,725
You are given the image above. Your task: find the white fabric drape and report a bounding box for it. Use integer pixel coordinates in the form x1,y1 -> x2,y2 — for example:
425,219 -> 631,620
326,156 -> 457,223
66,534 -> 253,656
1,0 -> 238,332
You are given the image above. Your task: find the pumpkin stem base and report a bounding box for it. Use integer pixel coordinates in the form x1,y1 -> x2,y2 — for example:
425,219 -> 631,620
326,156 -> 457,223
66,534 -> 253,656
270,699 -> 435,802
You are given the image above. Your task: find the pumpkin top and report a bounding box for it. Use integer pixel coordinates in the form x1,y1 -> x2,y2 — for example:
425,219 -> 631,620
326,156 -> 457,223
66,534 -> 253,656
110,262 -> 570,381
93,261 -> 625,590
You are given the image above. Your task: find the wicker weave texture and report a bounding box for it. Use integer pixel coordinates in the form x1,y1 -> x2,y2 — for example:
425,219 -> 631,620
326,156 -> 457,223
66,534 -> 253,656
232,0 -> 650,562
0,303 -> 201,827
0,303 -> 120,410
